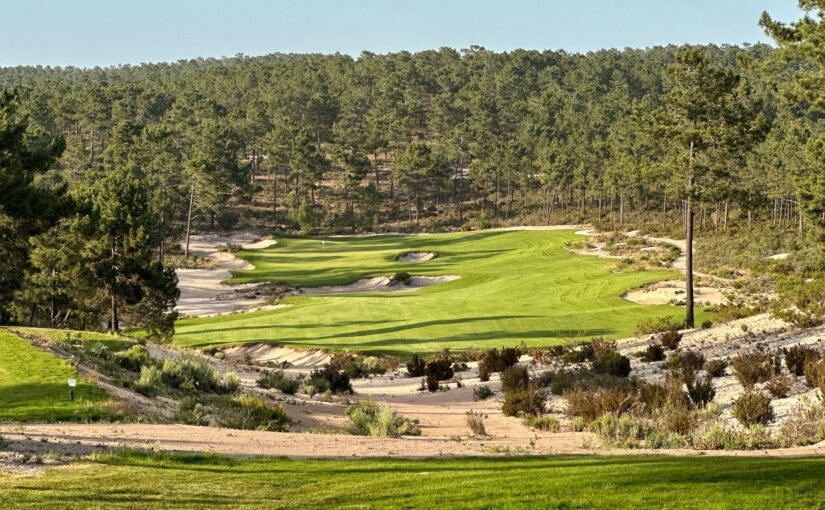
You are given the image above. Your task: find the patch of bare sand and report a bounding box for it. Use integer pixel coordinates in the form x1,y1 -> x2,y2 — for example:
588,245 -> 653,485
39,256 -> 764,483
221,344 -> 331,369
623,280 -> 727,306
397,251 -> 435,262
293,275 -> 459,295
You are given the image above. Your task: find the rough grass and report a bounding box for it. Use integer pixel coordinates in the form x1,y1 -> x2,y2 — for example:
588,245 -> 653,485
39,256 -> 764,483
174,230 -> 703,354
1,451 -> 824,508
0,329 -> 116,422
10,326 -> 134,352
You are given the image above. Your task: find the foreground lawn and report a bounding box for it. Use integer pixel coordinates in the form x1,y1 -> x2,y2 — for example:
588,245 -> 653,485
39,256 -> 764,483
1,452 -> 823,509
175,230 -> 701,354
0,329 -> 116,421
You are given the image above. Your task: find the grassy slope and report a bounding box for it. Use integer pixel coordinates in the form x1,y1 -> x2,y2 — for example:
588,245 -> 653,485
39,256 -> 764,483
174,230 -> 706,354
1,452 -> 822,509
0,329 -> 115,421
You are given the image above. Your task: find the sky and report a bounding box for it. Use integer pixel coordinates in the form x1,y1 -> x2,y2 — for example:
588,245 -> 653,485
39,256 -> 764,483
0,0 -> 805,68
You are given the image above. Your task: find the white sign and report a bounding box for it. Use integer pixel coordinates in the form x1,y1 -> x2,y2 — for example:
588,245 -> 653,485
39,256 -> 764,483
68,378 -> 77,387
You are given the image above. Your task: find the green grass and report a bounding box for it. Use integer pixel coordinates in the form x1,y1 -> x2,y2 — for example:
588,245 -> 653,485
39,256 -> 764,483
174,230 -> 706,354
0,329 -> 117,422
1,451 -> 823,508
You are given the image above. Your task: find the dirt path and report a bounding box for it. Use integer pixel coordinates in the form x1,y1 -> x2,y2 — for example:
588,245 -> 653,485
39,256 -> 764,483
3,423 -> 824,459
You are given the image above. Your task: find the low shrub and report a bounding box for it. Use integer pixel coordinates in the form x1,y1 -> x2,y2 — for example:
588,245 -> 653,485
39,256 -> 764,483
765,374 -> 793,399
784,345 -> 820,376
704,359 -> 727,378
588,414 -> 650,448
538,367 -> 636,396
500,366 -> 529,394
701,320 -> 713,329
591,338 -> 617,356
658,405 -> 695,435
638,382 -> 669,411
159,355 -> 222,393
256,370 -> 299,395
174,396 -> 209,426
732,390 -> 775,428
524,415 -> 560,432
592,350 -> 631,378
473,385 -> 494,401
221,372 -> 241,393
779,398 -> 825,447
499,347 -> 522,368
406,353 -> 426,377
641,343 -> 666,362
346,400 -> 421,437
731,351 -> 773,389
668,350 -> 705,373
803,359 -> 825,390
561,343 -> 595,364
114,345 -> 151,372
563,387 -> 637,422
391,271 -> 412,285
465,410 -> 487,436
307,366 -> 353,395
637,316 -> 682,336
134,365 -> 162,396
571,416 -> 587,432
424,358 -> 454,382
215,395 -> 291,431
425,372 -> 439,392
478,347 -> 522,377
501,388 -> 547,417
658,330 -> 682,350
685,375 -> 716,408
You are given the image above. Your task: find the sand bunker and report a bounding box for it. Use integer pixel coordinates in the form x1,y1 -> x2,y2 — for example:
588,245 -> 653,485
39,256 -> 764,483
397,251 -> 435,263
294,275 -> 459,295
769,253 -> 789,260
221,344 -> 331,369
175,233 -> 278,317
623,279 -> 727,306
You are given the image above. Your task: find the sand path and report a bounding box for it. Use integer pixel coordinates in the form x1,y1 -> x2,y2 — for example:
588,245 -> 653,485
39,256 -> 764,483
3,423 -> 825,459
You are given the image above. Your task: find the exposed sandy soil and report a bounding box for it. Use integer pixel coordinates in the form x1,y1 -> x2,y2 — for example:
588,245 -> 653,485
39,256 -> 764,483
293,275 -> 460,295
397,251 -> 436,262
221,344 -> 332,369
3,421 -> 825,459
175,233 -> 279,318
623,279 -> 727,306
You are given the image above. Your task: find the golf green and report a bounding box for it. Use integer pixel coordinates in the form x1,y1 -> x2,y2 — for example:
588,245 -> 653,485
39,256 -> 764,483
174,230 -> 696,354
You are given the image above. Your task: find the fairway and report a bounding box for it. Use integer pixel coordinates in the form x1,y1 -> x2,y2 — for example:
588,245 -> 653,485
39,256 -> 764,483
0,330 -> 115,422
174,230 -> 693,354
2,452 -> 823,509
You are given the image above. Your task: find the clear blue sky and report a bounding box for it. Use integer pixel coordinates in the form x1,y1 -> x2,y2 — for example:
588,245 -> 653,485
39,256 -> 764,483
0,0 -> 804,68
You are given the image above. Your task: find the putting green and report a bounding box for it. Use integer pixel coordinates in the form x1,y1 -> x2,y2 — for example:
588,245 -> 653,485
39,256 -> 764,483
174,230 -> 698,354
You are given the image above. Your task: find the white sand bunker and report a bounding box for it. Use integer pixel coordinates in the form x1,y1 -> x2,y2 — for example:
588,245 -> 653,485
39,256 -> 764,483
221,344 -> 331,369
623,280 -> 727,306
176,233 -> 279,318
294,275 -> 460,295
397,251 -> 435,263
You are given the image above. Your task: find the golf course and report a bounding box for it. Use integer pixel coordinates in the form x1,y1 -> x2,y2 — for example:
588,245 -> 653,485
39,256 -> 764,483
174,230 -> 688,354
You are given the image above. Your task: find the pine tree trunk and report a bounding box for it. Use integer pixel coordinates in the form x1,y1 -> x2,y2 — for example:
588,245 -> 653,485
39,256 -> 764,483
685,141 -> 696,329
184,183 -> 195,259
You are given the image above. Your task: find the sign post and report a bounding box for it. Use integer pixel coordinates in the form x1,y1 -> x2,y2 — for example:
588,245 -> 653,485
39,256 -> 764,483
68,378 -> 77,401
